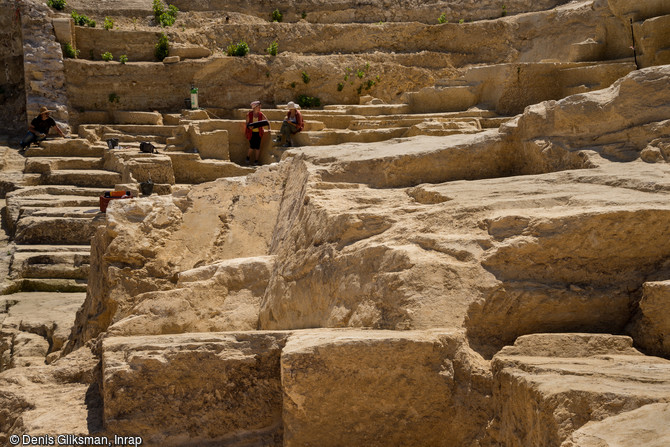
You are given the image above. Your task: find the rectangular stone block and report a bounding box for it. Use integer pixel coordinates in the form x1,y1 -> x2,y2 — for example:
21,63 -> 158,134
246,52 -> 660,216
492,334 -> 670,447
102,332 -> 289,446
280,329 -> 465,447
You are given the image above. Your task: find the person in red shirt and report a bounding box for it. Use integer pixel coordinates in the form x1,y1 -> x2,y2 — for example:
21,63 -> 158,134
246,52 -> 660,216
245,101 -> 270,166
276,101 -> 304,147
19,106 -> 66,152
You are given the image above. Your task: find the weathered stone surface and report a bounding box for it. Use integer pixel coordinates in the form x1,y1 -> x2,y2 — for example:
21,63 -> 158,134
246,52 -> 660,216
102,332 -> 289,446
0,292 -> 86,371
103,148 -> 175,184
490,333 -> 670,447
67,164 -> 289,351
281,329 -> 492,447
0,3 -> 27,136
561,403 -> 670,447
0,347 -> 100,442
169,44 -> 212,59
628,280 -> 670,358
106,256 -> 274,336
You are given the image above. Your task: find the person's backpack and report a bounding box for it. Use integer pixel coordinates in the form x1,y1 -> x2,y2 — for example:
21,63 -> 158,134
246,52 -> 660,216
139,142 -> 156,154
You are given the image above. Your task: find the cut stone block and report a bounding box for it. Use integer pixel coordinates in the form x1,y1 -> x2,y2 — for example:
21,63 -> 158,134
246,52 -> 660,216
491,333 -> 670,447
561,403 -> 670,447
281,329 -> 472,447
102,332 -> 289,446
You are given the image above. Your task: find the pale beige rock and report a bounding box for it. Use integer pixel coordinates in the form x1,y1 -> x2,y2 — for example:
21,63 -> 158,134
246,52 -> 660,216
112,110 -> 163,125
67,164 -> 289,351
162,55 -> 180,64
52,18 -> 74,46
561,403 -> 670,447
169,44 -> 212,59
628,280 -> 670,358
0,347 -> 100,442
281,329 -> 492,447
103,148 -> 175,184
106,256 -> 274,336
491,333 -> 670,447
102,332 -> 289,446
0,292 -> 85,371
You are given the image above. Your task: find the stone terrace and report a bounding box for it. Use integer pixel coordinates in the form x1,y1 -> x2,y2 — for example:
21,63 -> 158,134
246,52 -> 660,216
2,0 -> 670,445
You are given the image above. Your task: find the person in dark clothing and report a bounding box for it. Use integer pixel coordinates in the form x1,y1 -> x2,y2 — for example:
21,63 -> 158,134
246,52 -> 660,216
19,106 -> 65,152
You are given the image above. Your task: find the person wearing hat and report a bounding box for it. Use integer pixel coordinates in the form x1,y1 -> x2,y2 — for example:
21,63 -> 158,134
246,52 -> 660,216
276,101 -> 304,148
19,106 -> 66,152
245,100 -> 270,165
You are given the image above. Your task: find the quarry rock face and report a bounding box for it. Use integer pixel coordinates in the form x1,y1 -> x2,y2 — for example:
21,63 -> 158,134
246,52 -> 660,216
3,0 -> 670,445
490,334 -> 670,447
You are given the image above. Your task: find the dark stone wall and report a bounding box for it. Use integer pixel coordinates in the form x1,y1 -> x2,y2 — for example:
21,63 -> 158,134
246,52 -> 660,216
0,3 -> 27,136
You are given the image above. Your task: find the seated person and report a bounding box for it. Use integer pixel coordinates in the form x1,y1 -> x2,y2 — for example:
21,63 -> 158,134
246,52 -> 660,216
276,101 -> 304,147
20,106 -> 65,151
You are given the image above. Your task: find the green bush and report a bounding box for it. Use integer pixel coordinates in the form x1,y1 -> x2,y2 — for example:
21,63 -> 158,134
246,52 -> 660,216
226,41 -> 249,57
270,9 -> 283,22
47,0 -> 66,10
108,93 -> 120,103
438,13 -> 447,24
301,71 -> 310,84
152,0 -> 163,19
104,17 -> 114,30
119,54 -> 128,64
266,40 -> 279,56
337,82 -> 344,91
459,18 -> 465,24
101,51 -> 113,61
61,42 -> 79,59
153,0 -> 178,27
296,95 -> 320,108
155,33 -> 169,61
71,11 -> 95,27
501,5 -> 507,17
301,11 -> 307,19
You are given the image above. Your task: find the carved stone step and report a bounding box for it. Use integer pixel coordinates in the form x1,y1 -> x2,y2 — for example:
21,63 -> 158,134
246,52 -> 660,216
41,170 -> 123,188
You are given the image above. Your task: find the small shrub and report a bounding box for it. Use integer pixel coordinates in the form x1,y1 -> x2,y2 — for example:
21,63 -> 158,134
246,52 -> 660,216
104,16 -> 114,30
71,11 -> 95,27
155,33 -> 169,61
356,85 -> 363,95
266,40 -> 279,56
356,69 -> 364,79
108,93 -> 120,103
501,5 -> 507,17
159,6 -> 178,27
438,13 -> 447,24
290,82 -> 296,88
153,0 -> 178,27
226,41 -> 249,57
337,82 -> 344,91
62,42 -> 79,59
302,11 -> 307,19
153,0 -> 164,19
459,18 -> 465,24
296,95 -> 320,108
270,9 -> 283,22
101,51 -> 113,61
119,54 -> 128,64
301,71 -> 310,84
47,0 -> 66,10
365,79 -> 376,90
